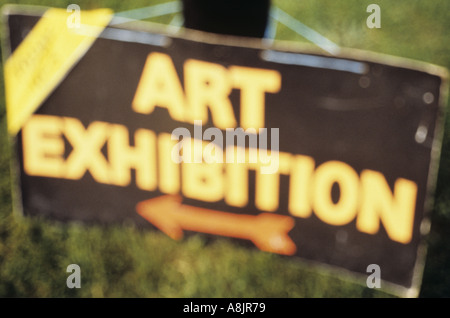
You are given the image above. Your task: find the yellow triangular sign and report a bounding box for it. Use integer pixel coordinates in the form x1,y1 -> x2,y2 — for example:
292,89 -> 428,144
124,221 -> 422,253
4,7 -> 113,136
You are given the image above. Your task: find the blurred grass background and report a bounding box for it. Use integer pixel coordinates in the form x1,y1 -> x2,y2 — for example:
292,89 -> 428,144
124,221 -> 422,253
0,0 -> 449,297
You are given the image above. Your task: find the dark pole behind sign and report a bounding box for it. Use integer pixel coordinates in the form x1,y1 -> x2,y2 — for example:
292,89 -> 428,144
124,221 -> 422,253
182,0 -> 271,38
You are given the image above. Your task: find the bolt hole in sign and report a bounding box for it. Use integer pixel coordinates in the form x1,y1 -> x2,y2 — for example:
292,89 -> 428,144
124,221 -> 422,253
2,5 -> 448,297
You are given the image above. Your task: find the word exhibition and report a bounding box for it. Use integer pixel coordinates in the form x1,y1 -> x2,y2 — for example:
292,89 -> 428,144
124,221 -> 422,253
21,51 -> 418,246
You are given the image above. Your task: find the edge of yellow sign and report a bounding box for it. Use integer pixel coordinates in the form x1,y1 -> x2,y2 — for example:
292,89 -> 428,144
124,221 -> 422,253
3,6 -> 113,136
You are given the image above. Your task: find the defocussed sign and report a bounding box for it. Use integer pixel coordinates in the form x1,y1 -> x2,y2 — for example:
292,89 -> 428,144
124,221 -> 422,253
2,6 -> 447,297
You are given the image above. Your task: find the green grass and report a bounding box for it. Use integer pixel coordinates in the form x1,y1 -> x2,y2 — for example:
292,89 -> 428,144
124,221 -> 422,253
0,0 -> 449,298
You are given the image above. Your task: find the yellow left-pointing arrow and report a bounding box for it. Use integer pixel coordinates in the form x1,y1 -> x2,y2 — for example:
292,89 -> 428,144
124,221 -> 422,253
136,195 -> 297,256
4,7 -> 113,136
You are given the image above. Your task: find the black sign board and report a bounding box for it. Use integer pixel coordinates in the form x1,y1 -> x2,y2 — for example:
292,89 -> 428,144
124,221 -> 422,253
2,5 -> 448,297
